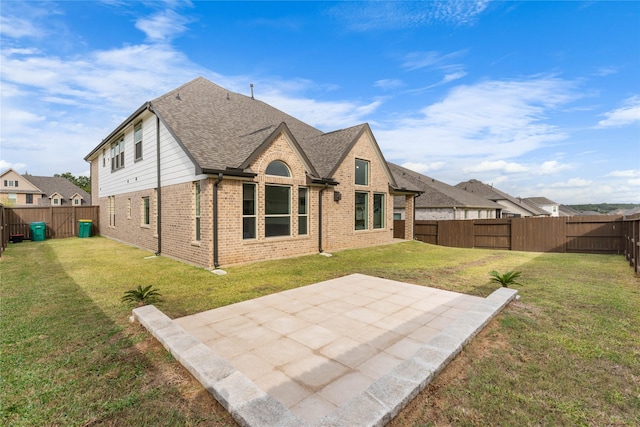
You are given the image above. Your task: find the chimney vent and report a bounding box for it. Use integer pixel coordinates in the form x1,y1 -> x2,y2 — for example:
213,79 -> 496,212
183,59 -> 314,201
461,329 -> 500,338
250,84 -> 254,99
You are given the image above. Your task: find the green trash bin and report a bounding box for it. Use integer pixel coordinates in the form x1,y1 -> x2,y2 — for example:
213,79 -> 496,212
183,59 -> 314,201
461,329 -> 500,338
30,221 -> 46,241
78,220 -> 92,238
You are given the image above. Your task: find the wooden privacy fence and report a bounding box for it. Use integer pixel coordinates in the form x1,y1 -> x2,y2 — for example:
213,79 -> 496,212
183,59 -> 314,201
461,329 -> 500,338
394,214 -> 640,274
0,206 -> 100,255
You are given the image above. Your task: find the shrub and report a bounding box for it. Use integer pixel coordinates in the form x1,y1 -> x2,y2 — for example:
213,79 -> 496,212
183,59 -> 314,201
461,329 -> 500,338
489,270 -> 522,287
121,285 -> 162,306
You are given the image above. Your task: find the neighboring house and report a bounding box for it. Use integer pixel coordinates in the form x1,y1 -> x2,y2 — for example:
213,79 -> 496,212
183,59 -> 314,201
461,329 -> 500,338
558,205 -> 582,217
84,77 -> 419,268
455,179 -> 548,218
0,169 -> 90,206
522,197 -> 561,217
389,163 -> 502,220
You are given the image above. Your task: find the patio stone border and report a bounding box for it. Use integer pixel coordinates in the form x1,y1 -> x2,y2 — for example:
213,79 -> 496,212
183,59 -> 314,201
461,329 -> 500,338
133,285 -> 517,427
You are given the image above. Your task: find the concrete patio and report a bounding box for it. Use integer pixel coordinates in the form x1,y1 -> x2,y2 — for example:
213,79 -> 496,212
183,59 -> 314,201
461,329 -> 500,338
134,273 -> 517,426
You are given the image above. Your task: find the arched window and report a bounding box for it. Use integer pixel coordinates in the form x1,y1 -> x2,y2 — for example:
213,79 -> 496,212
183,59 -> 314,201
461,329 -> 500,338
265,160 -> 291,177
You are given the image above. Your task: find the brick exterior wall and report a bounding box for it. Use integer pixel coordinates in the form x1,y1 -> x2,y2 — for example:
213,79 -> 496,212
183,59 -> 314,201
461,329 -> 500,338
322,130 -> 394,252
216,133 -> 320,266
403,196 -> 415,240
95,130 -> 396,268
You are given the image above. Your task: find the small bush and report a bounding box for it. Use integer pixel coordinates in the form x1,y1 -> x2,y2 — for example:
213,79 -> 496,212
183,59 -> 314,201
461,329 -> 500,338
121,285 -> 162,306
489,270 -> 522,287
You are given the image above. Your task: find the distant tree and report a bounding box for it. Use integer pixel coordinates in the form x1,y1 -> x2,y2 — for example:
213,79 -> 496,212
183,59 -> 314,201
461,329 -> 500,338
55,172 -> 91,194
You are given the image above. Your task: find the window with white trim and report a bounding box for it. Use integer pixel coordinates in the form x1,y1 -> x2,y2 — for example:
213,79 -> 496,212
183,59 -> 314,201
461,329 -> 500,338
298,187 -> 308,235
266,160 -> 290,177
194,182 -> 200,240
142,196 -> 150,226
355,192 -> 368,230
265,185 -> 291,237
134,122 -> 143,161
373,193 -> 385,229
355,159 -> 369,186
243,183 -> 256,239
111,137 -> 125,171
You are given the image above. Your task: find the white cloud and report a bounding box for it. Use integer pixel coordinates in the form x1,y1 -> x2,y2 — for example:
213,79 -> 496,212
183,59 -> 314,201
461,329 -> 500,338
402,50 -> 467,71
0,160 -> 27,172
401,161 -> 445,174
0,16 -> 42,38
262,91 -> 382,130
607,169 -> 640,178
135,9 -> 192,42
329,1 -> 489,31
464,160 -> 528,173
536,160 -> 572,175
375,79 -> 403,90
376,76 -> 578,162
548,178 -> 592,188
597,96 -> 640,127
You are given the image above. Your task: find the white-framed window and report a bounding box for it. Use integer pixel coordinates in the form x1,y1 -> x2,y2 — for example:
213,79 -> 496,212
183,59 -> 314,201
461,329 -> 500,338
266,160 -> 291,177
111,136 -> 125,171
74,198 -> 80,206
194,182 -> 200,240
355,191 -> 368,230
373,193 -> 385,229
298,187 -> 308,235
109,196 -> 116,227
134,122 -> 143,161
243,183 -> 256,239
355,159 -> 369,186
265,184 -> 291,237
142,196 -> 150,226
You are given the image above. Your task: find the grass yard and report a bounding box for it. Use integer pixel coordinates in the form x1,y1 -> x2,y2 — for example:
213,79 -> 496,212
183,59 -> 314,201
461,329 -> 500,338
1,237 -> 639,426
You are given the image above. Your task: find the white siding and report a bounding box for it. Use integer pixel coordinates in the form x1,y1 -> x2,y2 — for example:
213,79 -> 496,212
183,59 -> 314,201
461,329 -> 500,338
98,112 -> 198,197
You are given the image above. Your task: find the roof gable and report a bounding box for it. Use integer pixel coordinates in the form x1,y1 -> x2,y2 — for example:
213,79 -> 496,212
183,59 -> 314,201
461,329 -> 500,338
0,169 -> 42,193
239,122 -> 319,177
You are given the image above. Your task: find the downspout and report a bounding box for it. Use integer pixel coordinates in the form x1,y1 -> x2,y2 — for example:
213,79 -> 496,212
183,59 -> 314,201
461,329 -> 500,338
213,173 -> 223,268
318,183 -> 328,253
155,114 -> 162,256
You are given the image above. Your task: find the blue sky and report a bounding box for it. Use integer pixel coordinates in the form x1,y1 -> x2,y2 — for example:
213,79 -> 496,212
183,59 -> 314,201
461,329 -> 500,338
1,0 -> 639,204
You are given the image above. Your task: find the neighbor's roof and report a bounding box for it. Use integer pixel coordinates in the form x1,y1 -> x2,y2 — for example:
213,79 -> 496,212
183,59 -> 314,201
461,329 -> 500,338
455,179 -> 548,215
523,197 -> 558,206
23,175 -> 90,201
88,77 -> 394,183
389,163 -> 502,209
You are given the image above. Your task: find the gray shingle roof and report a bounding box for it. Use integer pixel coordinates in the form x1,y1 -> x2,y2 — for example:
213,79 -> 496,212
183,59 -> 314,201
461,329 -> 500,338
389,163 -> 502,209
89,77 -> 398,184
150,77 -> 337,177
24,176 -> 90,206
455,179 -> 548,215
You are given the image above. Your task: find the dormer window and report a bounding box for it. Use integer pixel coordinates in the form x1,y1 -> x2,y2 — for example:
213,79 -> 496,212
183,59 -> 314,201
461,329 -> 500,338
265,160 -> 290,177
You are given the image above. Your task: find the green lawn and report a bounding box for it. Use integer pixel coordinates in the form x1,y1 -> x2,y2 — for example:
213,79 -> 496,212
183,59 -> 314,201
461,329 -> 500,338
1,237 -> 638,426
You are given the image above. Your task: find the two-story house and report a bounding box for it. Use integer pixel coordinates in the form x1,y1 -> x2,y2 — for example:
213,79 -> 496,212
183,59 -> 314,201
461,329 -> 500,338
0,169 -> 90,207
85,77 -> 419,268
